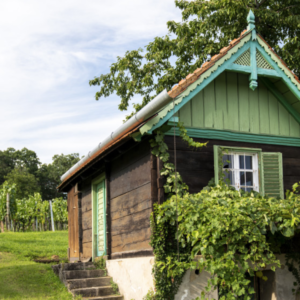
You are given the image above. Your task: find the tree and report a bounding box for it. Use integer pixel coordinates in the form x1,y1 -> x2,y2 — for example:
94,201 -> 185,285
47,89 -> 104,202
48,153 -> 80,184
0,147 -> 41,185
89,0 -> 300,117
36,164 -> 58,200
5,168 -> 40,200
14,148 -> 41,175
37,153 -> 80,199
0,148 -> 16,185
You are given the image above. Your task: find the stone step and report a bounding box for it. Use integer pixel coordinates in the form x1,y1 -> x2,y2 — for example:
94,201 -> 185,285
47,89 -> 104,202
64,269 -> 106,280
71,286 -> 114,297
62,262 -> 95,271
67,277 -> 111,289
83,296 -> 123,300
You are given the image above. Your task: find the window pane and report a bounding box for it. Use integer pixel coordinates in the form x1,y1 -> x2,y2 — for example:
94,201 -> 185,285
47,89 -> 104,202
241,187 -> 246,192
246,187 -> 253,192
239,155 -> 245,169
223,155 -> 233,169
246,172 -> 253,186
240,171 -> 245,185
245,156 -> 253,170
224,170 -> 235,185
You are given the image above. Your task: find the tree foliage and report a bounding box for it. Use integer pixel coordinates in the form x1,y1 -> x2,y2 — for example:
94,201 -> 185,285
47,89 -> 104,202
5,167 -> 40,200
0,148 -> 40,185
90,0 -> 300,117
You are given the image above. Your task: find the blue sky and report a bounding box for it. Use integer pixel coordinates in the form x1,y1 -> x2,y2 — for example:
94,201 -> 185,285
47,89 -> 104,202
0,0 -> 181,163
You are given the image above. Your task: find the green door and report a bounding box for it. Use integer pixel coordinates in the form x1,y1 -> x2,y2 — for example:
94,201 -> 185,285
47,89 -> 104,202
96,181 -> 106,257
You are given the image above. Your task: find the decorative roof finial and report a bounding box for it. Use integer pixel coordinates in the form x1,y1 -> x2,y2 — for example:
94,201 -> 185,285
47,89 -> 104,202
247,10 -> 255,30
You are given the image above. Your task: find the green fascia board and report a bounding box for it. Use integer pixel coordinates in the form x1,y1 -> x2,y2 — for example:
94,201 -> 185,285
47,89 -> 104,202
260,77 -> 300,124
165,127 -> 300,148
139,34 -> 252,135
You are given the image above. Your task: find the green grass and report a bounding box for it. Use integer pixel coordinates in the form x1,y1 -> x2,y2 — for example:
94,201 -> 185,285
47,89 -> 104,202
0,231 -> 69,260
0,231 -> 79,300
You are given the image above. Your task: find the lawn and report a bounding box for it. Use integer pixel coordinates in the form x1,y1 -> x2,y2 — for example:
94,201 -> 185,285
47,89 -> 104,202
0,231 -> 79,300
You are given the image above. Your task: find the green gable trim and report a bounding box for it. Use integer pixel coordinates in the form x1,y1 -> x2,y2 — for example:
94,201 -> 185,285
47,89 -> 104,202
256,37 -> 300,99
256,50 -> 273,69
165,126 -> 300,148
139,34 -> 252,136
234,49 -> 250,66
226,64 -> 279,77
140,30 -> 300,137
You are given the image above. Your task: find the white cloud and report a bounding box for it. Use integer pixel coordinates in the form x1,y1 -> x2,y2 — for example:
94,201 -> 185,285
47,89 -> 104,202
0,0 -> 182,163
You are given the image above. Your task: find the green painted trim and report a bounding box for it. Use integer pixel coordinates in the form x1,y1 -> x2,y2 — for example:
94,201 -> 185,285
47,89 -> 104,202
213,145 -> 220,186
91,173 -> 106,261
140,39 -> 252,135
258,151 -> 264,196
278,152 -> 284,199
250,42 -> 258,90
130,132 -> 142,142
139,33 -> 253,136
165,127 -> 300,147
227,64 -> 251,74
227,64 -> 280,78
256,38 -> 300,99
260,77 -> 300,124
257,68 -> 280,77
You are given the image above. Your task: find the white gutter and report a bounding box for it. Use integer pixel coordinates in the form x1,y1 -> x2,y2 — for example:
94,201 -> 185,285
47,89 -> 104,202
60,89 -> 172,182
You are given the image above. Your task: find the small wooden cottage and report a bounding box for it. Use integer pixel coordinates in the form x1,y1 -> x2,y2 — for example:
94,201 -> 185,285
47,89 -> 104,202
58,11 -> 300,300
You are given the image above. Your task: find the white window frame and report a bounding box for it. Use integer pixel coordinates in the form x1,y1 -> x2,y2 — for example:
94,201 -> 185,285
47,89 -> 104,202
222,151 -> 259,192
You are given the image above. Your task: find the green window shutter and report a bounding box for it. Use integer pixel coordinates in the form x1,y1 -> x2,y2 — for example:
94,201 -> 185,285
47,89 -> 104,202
213,145 -> 221,186
261,152 -> 284,199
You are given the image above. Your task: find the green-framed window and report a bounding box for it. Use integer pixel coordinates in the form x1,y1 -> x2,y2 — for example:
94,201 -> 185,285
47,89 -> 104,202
214,145 -> 284,198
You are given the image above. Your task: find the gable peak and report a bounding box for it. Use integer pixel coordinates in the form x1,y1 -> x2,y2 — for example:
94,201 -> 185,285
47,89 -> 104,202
247,10 -> 255,30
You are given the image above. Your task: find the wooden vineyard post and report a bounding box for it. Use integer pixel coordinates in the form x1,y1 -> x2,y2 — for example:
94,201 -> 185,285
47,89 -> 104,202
6,193 -> 10,231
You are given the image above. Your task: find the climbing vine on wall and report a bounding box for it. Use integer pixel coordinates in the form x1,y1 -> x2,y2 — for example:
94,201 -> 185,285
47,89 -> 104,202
149,124 -> 300,300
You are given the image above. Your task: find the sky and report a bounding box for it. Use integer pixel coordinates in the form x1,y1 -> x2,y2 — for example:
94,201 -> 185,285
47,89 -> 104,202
0,0 -> 182,164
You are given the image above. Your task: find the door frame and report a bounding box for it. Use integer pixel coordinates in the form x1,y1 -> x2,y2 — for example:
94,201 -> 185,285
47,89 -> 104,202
92,173 -> 106,261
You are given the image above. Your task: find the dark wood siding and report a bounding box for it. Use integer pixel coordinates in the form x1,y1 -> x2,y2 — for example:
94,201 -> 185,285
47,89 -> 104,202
165,135 -> 300,195
67,186 -> 79,261
109,140 -> 153,258
81,187 -> 92,259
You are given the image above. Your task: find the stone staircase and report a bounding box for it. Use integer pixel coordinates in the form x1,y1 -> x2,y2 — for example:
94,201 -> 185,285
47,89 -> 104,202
52,262 -> 123,300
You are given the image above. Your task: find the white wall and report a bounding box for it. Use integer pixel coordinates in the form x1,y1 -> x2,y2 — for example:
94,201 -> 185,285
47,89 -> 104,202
175,270 -> 218,300
106,256 -> 155,300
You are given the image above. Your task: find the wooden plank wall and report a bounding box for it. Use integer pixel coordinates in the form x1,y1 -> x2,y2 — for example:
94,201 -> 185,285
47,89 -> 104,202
80,187 -> 93,259
165,136 -> 300,196
178,72 -> 300,138
67,186 -> 79,260
110,141 -> 153,259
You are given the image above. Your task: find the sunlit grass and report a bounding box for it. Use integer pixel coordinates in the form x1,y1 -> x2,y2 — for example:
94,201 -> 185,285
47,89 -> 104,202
0,231 -> 79,299
0,231 -> 68,260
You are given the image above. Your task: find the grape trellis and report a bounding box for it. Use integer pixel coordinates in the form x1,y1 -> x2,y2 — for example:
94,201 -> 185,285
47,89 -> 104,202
0,182 -> 68,232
